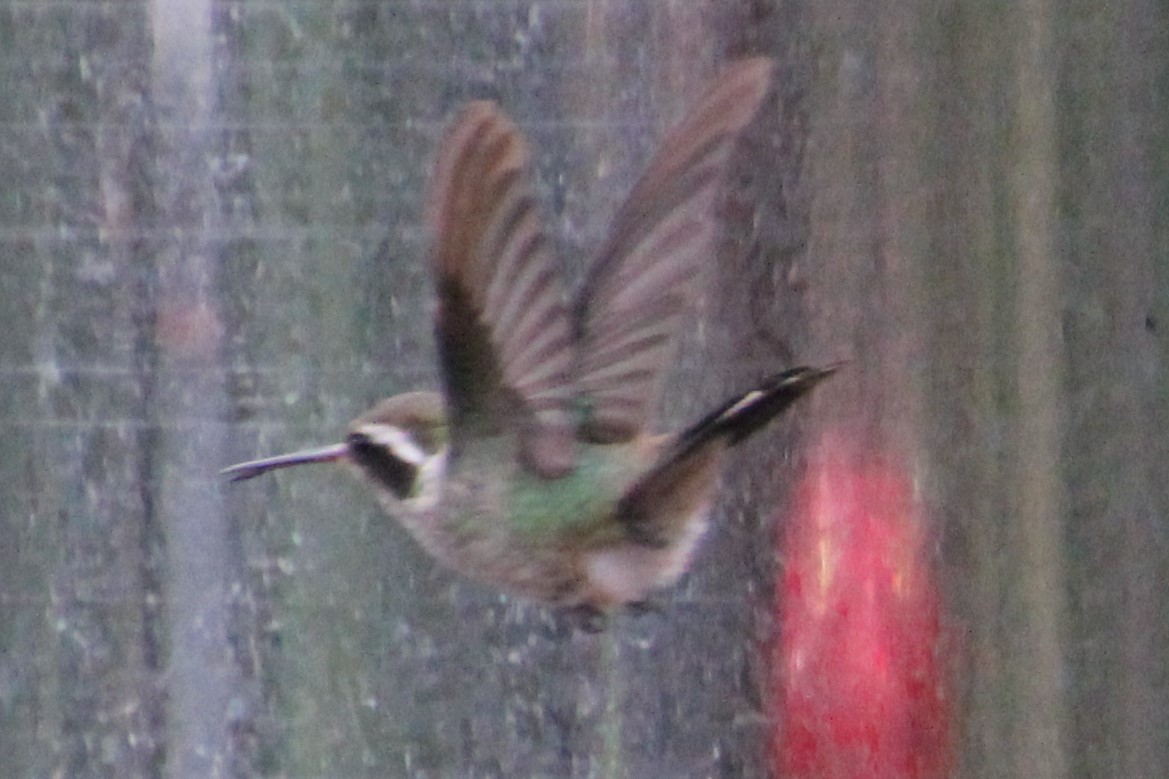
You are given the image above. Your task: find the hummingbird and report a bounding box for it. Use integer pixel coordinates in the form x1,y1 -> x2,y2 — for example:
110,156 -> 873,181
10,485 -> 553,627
223,58 -> 837,623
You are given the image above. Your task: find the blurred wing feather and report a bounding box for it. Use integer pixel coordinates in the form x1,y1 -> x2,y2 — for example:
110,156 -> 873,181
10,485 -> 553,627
428,102 -> 575,476
574,58 -> 774,442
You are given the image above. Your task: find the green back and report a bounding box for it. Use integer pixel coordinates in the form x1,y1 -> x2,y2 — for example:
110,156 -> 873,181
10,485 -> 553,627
505,443 -> 639,543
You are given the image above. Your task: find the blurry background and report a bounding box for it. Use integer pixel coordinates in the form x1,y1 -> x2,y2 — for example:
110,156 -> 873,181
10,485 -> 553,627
1,1 -> 1165,777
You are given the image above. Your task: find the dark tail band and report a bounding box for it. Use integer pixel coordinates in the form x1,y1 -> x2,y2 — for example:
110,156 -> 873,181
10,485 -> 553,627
668,363 -> 841,459
614,363 -> 840,546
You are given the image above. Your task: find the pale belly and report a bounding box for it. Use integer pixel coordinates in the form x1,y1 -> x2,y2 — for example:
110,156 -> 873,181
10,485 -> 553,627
399,490 -> 715,609
580,500 -> 713,607
386,442 -> 720,610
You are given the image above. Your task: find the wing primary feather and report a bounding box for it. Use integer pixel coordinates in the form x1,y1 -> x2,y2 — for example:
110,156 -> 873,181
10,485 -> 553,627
574,58 -> 775,442
427,101 -> 576,477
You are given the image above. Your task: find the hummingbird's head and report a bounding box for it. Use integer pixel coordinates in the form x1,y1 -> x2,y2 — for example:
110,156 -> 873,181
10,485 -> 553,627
346,392 -> 448,512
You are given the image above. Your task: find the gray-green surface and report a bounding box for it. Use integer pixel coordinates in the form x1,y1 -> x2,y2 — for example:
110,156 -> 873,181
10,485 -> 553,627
0,2 -> 1165,777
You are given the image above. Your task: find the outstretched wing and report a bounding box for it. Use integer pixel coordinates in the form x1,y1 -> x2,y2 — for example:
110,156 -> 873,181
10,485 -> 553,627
428,102 -> 576,477
573,58 -> 774,442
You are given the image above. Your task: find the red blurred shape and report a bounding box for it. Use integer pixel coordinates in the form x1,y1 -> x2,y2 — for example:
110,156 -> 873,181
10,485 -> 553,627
772,436 -> 950,778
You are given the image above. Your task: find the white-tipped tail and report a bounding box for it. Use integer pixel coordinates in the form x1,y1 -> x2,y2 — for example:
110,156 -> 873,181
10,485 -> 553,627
220,443 -> 348,482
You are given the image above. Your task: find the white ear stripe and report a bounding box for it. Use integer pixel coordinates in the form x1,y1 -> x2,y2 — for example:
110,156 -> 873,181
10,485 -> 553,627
356,424 -> 427,466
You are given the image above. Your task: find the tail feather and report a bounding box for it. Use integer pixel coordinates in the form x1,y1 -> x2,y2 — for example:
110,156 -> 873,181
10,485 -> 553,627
613,364 -> 839,548
666,364 -> 840,462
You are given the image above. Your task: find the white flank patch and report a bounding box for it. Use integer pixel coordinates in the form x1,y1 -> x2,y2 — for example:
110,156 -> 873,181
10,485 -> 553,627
584,502 -> 712,605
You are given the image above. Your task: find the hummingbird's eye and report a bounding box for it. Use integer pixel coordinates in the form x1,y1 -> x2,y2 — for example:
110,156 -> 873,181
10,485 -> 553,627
347,431 -> 418,500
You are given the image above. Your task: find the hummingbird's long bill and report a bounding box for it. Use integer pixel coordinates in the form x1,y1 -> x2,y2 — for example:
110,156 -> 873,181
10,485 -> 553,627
220,443 -> 348,482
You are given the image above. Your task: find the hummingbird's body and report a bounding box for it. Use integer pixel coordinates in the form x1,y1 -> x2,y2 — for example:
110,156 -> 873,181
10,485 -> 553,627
337,391 -> 717,609
386,426 -> 659,607
224,58 -> 837,617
